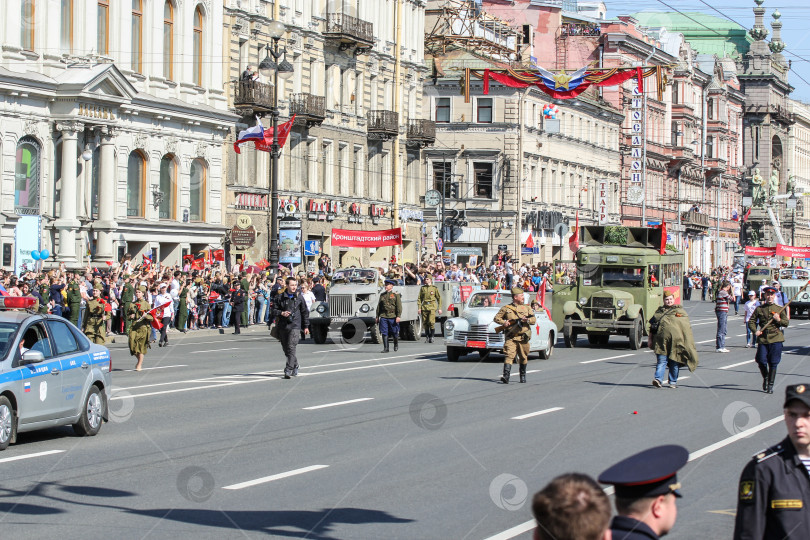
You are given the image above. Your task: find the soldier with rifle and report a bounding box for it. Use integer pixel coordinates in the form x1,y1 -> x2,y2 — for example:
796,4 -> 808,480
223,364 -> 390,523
494,287 -> 536,384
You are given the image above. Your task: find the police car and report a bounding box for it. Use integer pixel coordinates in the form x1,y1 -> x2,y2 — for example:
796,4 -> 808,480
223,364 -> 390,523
0,296 -> 111,450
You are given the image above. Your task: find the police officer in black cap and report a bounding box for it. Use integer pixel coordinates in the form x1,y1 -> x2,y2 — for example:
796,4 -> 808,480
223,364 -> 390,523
599,445 -> 689,539
733,383 -> 810,539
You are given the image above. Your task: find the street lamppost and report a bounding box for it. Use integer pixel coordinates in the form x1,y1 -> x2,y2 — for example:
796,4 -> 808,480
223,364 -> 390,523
258,20 -> 294,271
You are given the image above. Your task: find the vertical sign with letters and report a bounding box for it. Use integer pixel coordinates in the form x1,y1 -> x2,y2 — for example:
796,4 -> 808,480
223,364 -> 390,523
597,179 -> 609,225
627,86 -> 644,204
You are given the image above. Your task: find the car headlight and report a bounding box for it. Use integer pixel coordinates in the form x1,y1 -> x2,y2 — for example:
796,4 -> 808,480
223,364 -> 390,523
360,303 -> 370,313
617,300 -> 625,308
579,297 -> 588,306
316,304 -> 326,314
445,320 -> 455,331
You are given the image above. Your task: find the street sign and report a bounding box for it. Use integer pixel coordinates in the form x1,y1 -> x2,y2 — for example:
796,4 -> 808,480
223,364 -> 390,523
498,244 -> 508,251
303,240 -> 320,257
554,222 -> 569,238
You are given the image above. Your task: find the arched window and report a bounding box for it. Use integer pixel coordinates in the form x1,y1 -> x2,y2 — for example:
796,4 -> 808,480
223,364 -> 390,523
132,0 -> 143,73
159,155 -> 176,220
127,151 -> 146,217
98,0 -> 109,55
193,6 -> 203,86
60,0 -> 73,53
21,0 -> 35,51
15,137 -> 41,215
163,1 -> 174,80
189,159 -> 206,222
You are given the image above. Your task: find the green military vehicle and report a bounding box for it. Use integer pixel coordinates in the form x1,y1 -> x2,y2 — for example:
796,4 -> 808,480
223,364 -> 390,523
745,265 -> 774,297
552,226 -> 684,349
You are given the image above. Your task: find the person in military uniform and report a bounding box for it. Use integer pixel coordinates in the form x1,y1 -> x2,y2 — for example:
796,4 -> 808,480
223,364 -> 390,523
82,286 -> 108,344
128,287 -> 153,371
38,276 -> 50,315
377,279 -> 402,353
648,289 -> 699,389
599,445 -> 688,540
748,286 -> 790,393
121,276 -> 135,334
240,271 -> 250,327
231,283 -> 247,335
493,287 -> 536,383
417,275 -> 442,343
66,272 -> 83,327
176,278 -> 190,333
734,384 -> 810,539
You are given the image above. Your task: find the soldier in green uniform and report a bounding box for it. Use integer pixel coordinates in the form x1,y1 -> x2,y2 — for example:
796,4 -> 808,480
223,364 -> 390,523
176,278 -> 189,332
417,275 -> 442,343
82,285 -> 108,344
38,276 -> 50,314
121,276 -> 135,334
748,286 -> 790,393
493,287 -> 536,384
376,279 -> 402,353
240,271 -> 250,327
66,272 -> 83,326
128,287 -> 153,371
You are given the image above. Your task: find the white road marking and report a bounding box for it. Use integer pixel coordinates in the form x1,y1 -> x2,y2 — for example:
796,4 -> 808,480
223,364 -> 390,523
189,347 -> 241,354
484,414 -> 785,540
511,407 -> 564,421
690,321 -> 718,326
580,353 -> 636,365
525,370 -> 541,374
119,365 -> 188,372
303,398 -> 374,410
0,450 -> 65,464
697,339 -> 716,344
222,465 -> 329,490
171,337 -> 268,346
719,360 -> 755,370
313,347 -> 363,354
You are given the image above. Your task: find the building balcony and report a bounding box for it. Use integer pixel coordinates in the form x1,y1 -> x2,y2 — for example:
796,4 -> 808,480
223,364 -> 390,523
323,12 -> 374,52
704,156 -> 727,174
367,110 -> 399,140
707,118 -> 729,132
290,93 -> 326,127
671,103 -> 696,120
681,210 -> 710,230
670,146 -> 695,162
406,119 -> 436,147
232,80 -> 275,115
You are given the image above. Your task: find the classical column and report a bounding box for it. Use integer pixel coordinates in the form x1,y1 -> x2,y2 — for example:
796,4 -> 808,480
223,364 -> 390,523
94,126 -> 118,262
54,122 -> 82,265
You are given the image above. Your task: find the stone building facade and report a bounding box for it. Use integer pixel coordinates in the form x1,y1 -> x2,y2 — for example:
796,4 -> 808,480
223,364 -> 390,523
0,0 -> 236,271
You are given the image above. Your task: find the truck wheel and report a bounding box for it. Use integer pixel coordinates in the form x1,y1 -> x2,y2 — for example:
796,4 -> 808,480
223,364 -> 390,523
539,332 -> 554,359
447,346 -> 463,362
563,318 -> 578,348
369,324 -> 382,344
408,317 -> 423,341
311,325 -> 328,344
629,317 -> 644,350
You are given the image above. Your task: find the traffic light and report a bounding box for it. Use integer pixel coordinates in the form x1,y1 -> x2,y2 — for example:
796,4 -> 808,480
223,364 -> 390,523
449,182 -> 459,199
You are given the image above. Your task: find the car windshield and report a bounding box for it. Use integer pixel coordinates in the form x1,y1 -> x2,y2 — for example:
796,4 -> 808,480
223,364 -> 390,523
331,269 -> 378,284
581,267 -> 645,287
468,293 -> 512,308
780,269 -> 809,280
0,322 -> 20,360
749,269 -> 771,276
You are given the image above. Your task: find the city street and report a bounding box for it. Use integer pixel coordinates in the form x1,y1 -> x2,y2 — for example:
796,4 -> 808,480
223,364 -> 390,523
2,298 -> 808,539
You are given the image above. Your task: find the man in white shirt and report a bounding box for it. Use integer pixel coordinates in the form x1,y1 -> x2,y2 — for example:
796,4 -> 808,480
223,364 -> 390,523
155,283 -> 175,347
731,278 -> 743,315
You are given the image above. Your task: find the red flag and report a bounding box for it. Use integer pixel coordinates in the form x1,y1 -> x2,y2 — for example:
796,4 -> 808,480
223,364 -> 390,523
657,221 -> 667,255
256,259 -> 271,270
212,249 -> 225,262
525,232 -> 535,249
147,301 -> 172,330
742,207 -> 752,223
539,277 -> 551,319
255,115 -> 296,152
142,253 -> 152,271
105,261 -> 113,266
191,258 -> 205,271
568,212 -> 579,254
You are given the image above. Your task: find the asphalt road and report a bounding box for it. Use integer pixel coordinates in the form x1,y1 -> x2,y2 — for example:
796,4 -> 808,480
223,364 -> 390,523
1,299 -> 808,539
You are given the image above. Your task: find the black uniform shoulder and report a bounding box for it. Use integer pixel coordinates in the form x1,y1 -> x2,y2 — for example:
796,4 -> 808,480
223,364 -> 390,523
752,441 -> 786,464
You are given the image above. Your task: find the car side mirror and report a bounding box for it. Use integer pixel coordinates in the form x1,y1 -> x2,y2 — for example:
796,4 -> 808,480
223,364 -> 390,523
21,349 -> 45,365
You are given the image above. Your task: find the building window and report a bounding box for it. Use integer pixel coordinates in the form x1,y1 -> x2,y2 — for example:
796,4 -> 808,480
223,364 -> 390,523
21,0 -> 35,51
98,0 -> 109,55
163,1 -> 174,80
60,0 -> 72,53
473,162 -> 494,198
707,98 -> 714,120
132,0 -> 143,73
159,155 -> 176,220
193,6 -> 203,86
477,98 -> 493,123
672,82 -> 678,105
127,151 -> 146,217
189,159 -> 206,222
706,136 -> 714,159
433,160 -> 452,198
15,137 -> 41,215
435,98 -> 450,123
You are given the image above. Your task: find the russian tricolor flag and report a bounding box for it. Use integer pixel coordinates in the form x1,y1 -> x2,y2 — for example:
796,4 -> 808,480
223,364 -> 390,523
24,382 -> 31,393
233,117 -> 265,154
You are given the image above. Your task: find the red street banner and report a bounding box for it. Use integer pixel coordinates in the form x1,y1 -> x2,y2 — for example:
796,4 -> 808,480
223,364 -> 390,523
331,228 -> 403,248
745,246 -> 777,256
776,244 -> 810,258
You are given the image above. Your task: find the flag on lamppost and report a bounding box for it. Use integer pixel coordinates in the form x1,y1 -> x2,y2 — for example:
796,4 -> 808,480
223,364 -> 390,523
233,116 -> 265,154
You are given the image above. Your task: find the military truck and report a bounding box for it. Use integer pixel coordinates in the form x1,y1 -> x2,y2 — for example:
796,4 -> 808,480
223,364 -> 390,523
552,226 -> 684,349
777,267 -> 810,317
745,265 -> 774,297
309,268 -> 421,344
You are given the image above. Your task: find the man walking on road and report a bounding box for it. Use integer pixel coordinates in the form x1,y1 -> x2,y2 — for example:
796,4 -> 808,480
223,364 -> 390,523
734,384 -> 810,539
377,279 -> 402,353
715,280 -> 731,353
493,287 -> 536,384
271,277 -> 309,379
748,286 -> 789,393
155,283 -> 174,347
417,275 -> 441,343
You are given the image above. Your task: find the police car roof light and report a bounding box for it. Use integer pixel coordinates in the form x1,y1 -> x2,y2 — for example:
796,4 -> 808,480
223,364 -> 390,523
0,297 -> 37,310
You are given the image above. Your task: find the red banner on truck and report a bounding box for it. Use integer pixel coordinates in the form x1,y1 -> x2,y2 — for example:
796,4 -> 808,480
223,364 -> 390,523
331,228 -> 403,248
745,246 -> 777,256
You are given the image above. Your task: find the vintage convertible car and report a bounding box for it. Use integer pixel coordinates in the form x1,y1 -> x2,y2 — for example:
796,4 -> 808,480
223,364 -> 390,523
443,290 -> 557,362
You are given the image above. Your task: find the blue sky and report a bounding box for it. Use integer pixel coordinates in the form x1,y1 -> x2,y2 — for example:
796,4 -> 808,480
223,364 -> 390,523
601,0 -> 810,103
